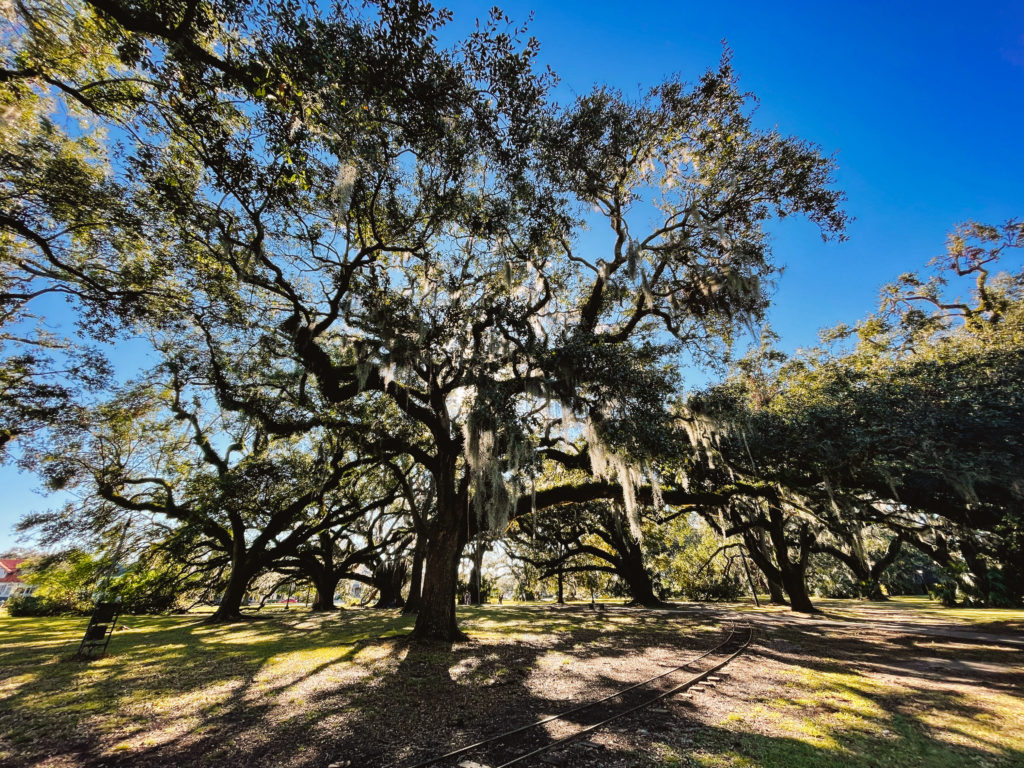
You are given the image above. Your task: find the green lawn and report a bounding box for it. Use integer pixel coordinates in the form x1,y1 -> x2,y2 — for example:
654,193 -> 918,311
0,601 -> 1021,767
0,608 -> 416,764
681,651 -> 1024,768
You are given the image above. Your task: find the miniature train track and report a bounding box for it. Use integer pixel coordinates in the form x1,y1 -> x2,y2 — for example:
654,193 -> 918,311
403,623 -> 754,768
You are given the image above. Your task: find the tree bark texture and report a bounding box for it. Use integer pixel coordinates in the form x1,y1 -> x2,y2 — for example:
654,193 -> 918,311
208,542 -> 253,622
607,519 -> 662,606
765,504 -> 818,613
412,471 -> 469,641
742,531 -> 789,605
402,533 -> 426,614
311,571 -> 340,611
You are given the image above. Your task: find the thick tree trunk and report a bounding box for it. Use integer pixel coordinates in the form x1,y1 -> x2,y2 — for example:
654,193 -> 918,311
412,522 -> 466,641
766,504 -> 818,613
412,469 -> 469,641
209,516 -> 255,622
209,557 -> 251,622
867,534 -> 905,600
621,559 -> 661,606
742,532 -> 788,605
766,578 -> 788,605
849,556 -> 887,601
855,568 -> 886,600
824,549 -> 882,600
305,532 -> 340,612
310,571 -> 340,612
373,561 -> 407,608
610,522 -> 662,607
780,565 -> 816,613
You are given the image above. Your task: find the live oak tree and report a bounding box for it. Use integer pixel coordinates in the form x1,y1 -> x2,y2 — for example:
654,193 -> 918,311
870,219 -> 1024,604
24,364 -> 391,620
809,522 -> 905,600
688,220 -> 1024,608
6,0 -> 847,639
649,514 -> 749,602
509,500 -> 665,606
4,0 -> 541,627
277,487 -> 414,611
810,518 -> 905,600
0,0 -> 144,457
198,52 -> 845,640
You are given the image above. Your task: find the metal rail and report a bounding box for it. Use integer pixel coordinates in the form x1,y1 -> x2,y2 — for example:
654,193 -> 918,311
403,623 -> 750,768
494,626 -> 752,767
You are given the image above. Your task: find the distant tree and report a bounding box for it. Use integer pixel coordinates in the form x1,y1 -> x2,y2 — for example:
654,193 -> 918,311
0,0 -> 189,458
685,219 -> 1024,608
648,513 -> 747,602
278,492 -> 410,611
17,549 -> 99,614
21,363 -> 396,620
509,501 -> 664,606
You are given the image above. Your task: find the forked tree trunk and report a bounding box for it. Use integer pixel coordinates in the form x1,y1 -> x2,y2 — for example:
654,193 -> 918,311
608,519 -> 662,607
305,532 -> 340,611
833,550 -> 885,600
817,532 -> 904,602
742,532 -> 788,605
745,506 -> 819,614
849,559 -> 886,601
412,473 -> 469,641
765,505 -> 818,614
208,516 -> 257,622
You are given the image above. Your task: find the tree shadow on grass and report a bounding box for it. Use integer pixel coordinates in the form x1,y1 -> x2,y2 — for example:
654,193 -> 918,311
0,605 -> 721,767
0,608 -> 419,766
751,622 -> 1024,697
0,606 -> 1020,767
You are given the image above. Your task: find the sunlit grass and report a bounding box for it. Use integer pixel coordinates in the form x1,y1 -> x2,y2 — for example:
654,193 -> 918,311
0,603 -> 699,764
2,603 -> 1021,766
687,648 -> 1024,768
0,608 -> 418,762
722,595 -> 1024,631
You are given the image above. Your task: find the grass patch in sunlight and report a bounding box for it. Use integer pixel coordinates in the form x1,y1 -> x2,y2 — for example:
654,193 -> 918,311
0,603 -> 710,764
5,603 -> 1019,768
0,608 -> 418,762
684,656 -> 1024,768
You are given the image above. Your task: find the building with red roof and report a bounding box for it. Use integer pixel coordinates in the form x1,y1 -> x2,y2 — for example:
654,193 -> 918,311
0,558 -> 36,601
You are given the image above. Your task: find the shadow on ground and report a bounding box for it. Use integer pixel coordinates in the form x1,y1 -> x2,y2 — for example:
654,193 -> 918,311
0,604 -> 1021,767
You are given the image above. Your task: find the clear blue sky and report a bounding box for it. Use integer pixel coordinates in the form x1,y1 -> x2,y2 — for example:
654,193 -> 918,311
2,0 -> 1022,551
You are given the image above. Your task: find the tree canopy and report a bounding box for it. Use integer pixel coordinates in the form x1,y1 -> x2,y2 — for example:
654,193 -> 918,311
684,219 -> 1024,608
35,0 -> 1018,638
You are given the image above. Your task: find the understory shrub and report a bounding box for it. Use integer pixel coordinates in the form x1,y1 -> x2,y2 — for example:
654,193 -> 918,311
4,594 -> 91,616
